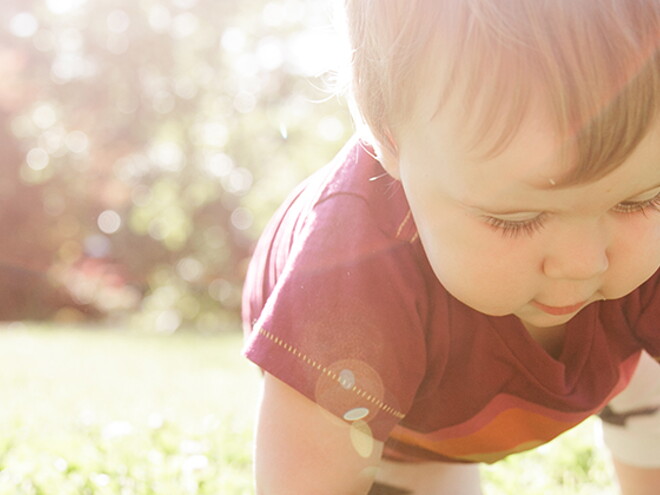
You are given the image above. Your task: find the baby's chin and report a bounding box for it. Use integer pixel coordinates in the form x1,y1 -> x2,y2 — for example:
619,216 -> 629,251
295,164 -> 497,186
447,294 -> 527,319
517,311 -> 580,329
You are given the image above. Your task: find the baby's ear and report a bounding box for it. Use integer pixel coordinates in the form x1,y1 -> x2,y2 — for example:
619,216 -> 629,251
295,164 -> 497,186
373,134 -> 401,180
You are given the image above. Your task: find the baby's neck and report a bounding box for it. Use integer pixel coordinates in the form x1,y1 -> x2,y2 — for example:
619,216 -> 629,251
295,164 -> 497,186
520,321 -> 567,360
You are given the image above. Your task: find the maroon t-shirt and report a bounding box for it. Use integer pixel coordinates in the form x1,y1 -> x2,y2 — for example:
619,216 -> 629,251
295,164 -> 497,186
242,139 -> 660,463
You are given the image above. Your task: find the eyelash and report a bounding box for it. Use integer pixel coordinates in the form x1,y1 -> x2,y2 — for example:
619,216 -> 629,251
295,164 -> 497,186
612,194 -> 660,215
484,215 -> 547,238
485,192 -> 660,238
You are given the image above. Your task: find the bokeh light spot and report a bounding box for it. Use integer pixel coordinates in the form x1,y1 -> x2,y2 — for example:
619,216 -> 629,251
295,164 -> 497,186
102,420 -> 133,440
288,29 -> 342,76
208,278 -> 241,306
344,407 -> 370,422
182,454 -> 208,473
198,122 -> 229,148
230,207 -> 253,231
65,130 -> 89,154
172,0 -> 199,9
148,5 -> 171,32
149,141 -> 184,172
257,37 -> 283,71
171,13 -> 199,39
46,0 -> 87,15
262,2 -> 285,27
10,13 -> 39,38
173,78 -> 197,99
339,369 -> 356,390
58,28 -> 84,51
176,257 -> 204,282
84,234 -> 111,258
53,458 -> 68,473
223,167 -> 253,195
221,27 -> 246,53
349,421 -> 374,458
262,1 -> 304,27
318,116 -> 345,142
155,309 -> 181,334
92,473 -> 110,487
97,210 -> 122,234
107,10 -> 131,33
51,52 -> 91,82
26,148 -> 50,171
203,153 -> 233,178
41,127 -> 66,155
234,53 -> 259,77
233,91 -> 256,114
32,104 -> 57,129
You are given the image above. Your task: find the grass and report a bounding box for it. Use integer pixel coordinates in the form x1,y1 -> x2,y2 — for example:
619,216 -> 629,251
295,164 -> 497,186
0,324 -> 260,495
480,419 -> 617,494
0,324 -> 618,494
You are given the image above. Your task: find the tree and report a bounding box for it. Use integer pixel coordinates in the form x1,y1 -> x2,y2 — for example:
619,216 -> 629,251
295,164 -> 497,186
0,0 -> 351,330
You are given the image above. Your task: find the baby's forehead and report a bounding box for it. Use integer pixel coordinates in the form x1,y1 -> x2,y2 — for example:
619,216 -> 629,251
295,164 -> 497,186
410,100 -> 660,197
410,96 -> 565,180
406,65 -> 659,189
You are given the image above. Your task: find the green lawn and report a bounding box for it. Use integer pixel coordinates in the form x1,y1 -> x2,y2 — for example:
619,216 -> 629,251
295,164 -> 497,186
0,324 -> 260,495
0,324 -> 617,494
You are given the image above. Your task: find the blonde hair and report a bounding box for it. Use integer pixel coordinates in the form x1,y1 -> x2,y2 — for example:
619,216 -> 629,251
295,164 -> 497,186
344,0 -> 660,185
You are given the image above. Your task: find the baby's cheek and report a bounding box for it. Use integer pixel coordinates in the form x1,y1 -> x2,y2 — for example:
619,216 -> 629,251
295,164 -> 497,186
598,247 -> 658,300
609,221 -> 658,271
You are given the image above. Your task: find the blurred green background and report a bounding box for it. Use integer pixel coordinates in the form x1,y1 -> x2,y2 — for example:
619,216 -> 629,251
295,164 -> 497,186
0,0 -> 351,331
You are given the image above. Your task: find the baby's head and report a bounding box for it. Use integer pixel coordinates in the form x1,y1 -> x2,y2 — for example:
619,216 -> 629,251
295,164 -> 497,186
344,0 -> 659,186
342,0 -> 660,329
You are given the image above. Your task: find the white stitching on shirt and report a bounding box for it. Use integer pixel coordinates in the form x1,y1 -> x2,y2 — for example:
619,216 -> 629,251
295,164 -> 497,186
395,211 -> 412,240
257,326 -> 405,419
395,210 -> 419,244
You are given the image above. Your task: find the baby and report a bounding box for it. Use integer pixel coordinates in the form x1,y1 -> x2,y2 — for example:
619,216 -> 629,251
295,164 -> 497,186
243,1 -> 660,493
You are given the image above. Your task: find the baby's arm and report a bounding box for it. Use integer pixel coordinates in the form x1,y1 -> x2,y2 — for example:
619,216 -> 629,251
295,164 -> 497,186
612,460 -> 660,495
254,373 -> 384,495
601,352 -> 660,495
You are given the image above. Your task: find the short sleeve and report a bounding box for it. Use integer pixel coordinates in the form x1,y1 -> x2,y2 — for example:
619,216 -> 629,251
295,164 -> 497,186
243,194 -> 429,441
627,269 -> 660,359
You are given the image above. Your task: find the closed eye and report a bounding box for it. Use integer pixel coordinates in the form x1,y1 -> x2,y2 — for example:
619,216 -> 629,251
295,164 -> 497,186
483,213 -> 547,238
612,192 -> 660,216
482,190 -> 659,239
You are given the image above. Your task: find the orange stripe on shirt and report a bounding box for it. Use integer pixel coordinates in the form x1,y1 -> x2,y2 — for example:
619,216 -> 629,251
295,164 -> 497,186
388,407 -> 576,463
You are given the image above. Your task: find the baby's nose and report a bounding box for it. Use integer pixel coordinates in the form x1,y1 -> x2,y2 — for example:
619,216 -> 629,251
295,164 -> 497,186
542,219 -> 610,281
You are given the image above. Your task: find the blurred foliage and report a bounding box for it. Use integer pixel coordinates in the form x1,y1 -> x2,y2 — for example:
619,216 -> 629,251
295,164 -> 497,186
0,0 -> 352,331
